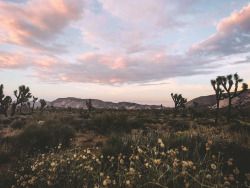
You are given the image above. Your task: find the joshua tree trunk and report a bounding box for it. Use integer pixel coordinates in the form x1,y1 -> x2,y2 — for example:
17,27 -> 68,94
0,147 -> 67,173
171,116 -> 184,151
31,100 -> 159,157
11,103 -> 17,116
174,104 -> 177,118
32,103 -> 35,113
227,98 -> 232,123
215,100 -> 220,125
20,102 -> 23,114
4,110 -> 7,117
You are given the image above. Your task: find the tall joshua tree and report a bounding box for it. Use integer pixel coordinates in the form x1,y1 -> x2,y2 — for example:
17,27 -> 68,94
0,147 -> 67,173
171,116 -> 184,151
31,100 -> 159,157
0,84 -> 12,117
32,96 -> 38,113
211,77 -> 225,125
220,73 -> 248,123
171,93 -> 187,118
11,85 -> 32,116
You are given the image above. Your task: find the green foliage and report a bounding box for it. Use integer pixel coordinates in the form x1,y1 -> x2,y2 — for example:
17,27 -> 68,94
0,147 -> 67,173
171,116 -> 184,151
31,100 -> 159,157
90,111 -> 128,134
3,133 -> 250,188
16,120 -> 74,154
168,119 -> 190,132
102,133 -> 133,157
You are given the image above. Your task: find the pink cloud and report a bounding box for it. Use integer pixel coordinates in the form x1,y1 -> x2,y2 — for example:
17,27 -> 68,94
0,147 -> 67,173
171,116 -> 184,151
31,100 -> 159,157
189,3 -> 250,56
0,51 -> 32,69
0,49 -> 212,84
0,0 -> 84,53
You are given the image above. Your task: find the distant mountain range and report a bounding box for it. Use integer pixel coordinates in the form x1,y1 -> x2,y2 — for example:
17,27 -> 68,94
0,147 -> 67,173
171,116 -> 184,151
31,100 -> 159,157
186,89 -> 250,109
30,89 -> 249,110
50,97 -> 162,110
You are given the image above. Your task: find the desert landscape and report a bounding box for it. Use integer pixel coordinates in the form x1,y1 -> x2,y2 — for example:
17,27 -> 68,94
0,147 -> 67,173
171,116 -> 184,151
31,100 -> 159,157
1,0 -> 250,187
0,73 -> 250,187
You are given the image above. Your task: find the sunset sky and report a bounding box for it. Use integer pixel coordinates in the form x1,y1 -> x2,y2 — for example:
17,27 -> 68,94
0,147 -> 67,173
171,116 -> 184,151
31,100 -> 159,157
0,0 -> 250,106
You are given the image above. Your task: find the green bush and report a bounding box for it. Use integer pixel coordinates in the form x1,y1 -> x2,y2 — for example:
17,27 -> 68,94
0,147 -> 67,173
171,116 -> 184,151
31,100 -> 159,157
168,119 -> 190,132
102,133 -> 133,157
16,120 -> 74,154
90,112 -> 129,134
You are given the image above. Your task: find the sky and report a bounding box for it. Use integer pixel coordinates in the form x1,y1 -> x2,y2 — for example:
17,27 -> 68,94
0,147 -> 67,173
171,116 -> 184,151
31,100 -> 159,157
0,0 -> 250,107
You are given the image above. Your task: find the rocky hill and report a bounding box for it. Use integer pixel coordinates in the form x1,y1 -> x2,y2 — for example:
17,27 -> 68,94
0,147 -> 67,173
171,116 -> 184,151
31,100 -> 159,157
186,89 -> 250,109
51,97 -> 162,109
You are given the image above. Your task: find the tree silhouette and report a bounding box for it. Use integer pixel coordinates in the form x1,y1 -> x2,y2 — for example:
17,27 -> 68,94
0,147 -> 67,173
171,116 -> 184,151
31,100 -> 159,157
219,73 -> 248,123
211,77 -> 225,125
171,93 -> 187,118
86,99 -> 95,113
2,96 -> 12,117
0,84 -> 4,114
32,96 -> 38,113
39,99 -> 47,110
11,85 -> 32,116
0,84 -> 12,117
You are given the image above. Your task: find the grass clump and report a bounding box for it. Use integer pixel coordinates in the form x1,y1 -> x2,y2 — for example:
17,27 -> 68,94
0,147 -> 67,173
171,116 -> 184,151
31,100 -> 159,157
16,120 -> 74,154
3,136 -> 250,188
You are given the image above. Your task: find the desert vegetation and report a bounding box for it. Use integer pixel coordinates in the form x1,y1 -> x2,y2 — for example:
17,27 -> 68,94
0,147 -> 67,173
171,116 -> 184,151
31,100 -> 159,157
0,73 -> 249,187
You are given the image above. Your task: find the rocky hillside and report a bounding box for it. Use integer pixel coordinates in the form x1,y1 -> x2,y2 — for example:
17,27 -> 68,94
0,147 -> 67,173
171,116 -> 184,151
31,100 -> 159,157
186,89 -> 250,109
51,97 -> 162,109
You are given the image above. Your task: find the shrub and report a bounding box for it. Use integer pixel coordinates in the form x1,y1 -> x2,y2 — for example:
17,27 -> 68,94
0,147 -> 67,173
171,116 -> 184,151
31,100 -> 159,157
168,119 -> 190,132
11,118 -> 27,129
16,121 -> 74,154
90,112 -> 129,134
3,136 -> 250,188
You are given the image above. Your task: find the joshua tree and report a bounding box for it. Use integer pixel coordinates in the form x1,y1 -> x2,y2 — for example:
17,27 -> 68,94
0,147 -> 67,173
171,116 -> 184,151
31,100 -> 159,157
0,84 -> 4,114
219,73 -> 248,123
0,84 -> 12,117
171,93 -> 187,118
11,85 -> 32,116
39,99 -> 47,110
211,77 -> 225,125
86,99 -> 95,113
2,96 -> 12,117
32,96 -> 38,113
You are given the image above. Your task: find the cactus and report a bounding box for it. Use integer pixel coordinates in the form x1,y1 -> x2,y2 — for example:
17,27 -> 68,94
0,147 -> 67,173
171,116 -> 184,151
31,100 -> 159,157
211,77 -> 225,125
11,85 -> 32,116
171,93 -> 187,118
39,99 -> 47,110
219,73 -> 248,123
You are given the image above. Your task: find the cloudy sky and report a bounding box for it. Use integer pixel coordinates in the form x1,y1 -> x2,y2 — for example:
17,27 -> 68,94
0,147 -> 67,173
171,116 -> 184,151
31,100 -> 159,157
0,0 -> 249,106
